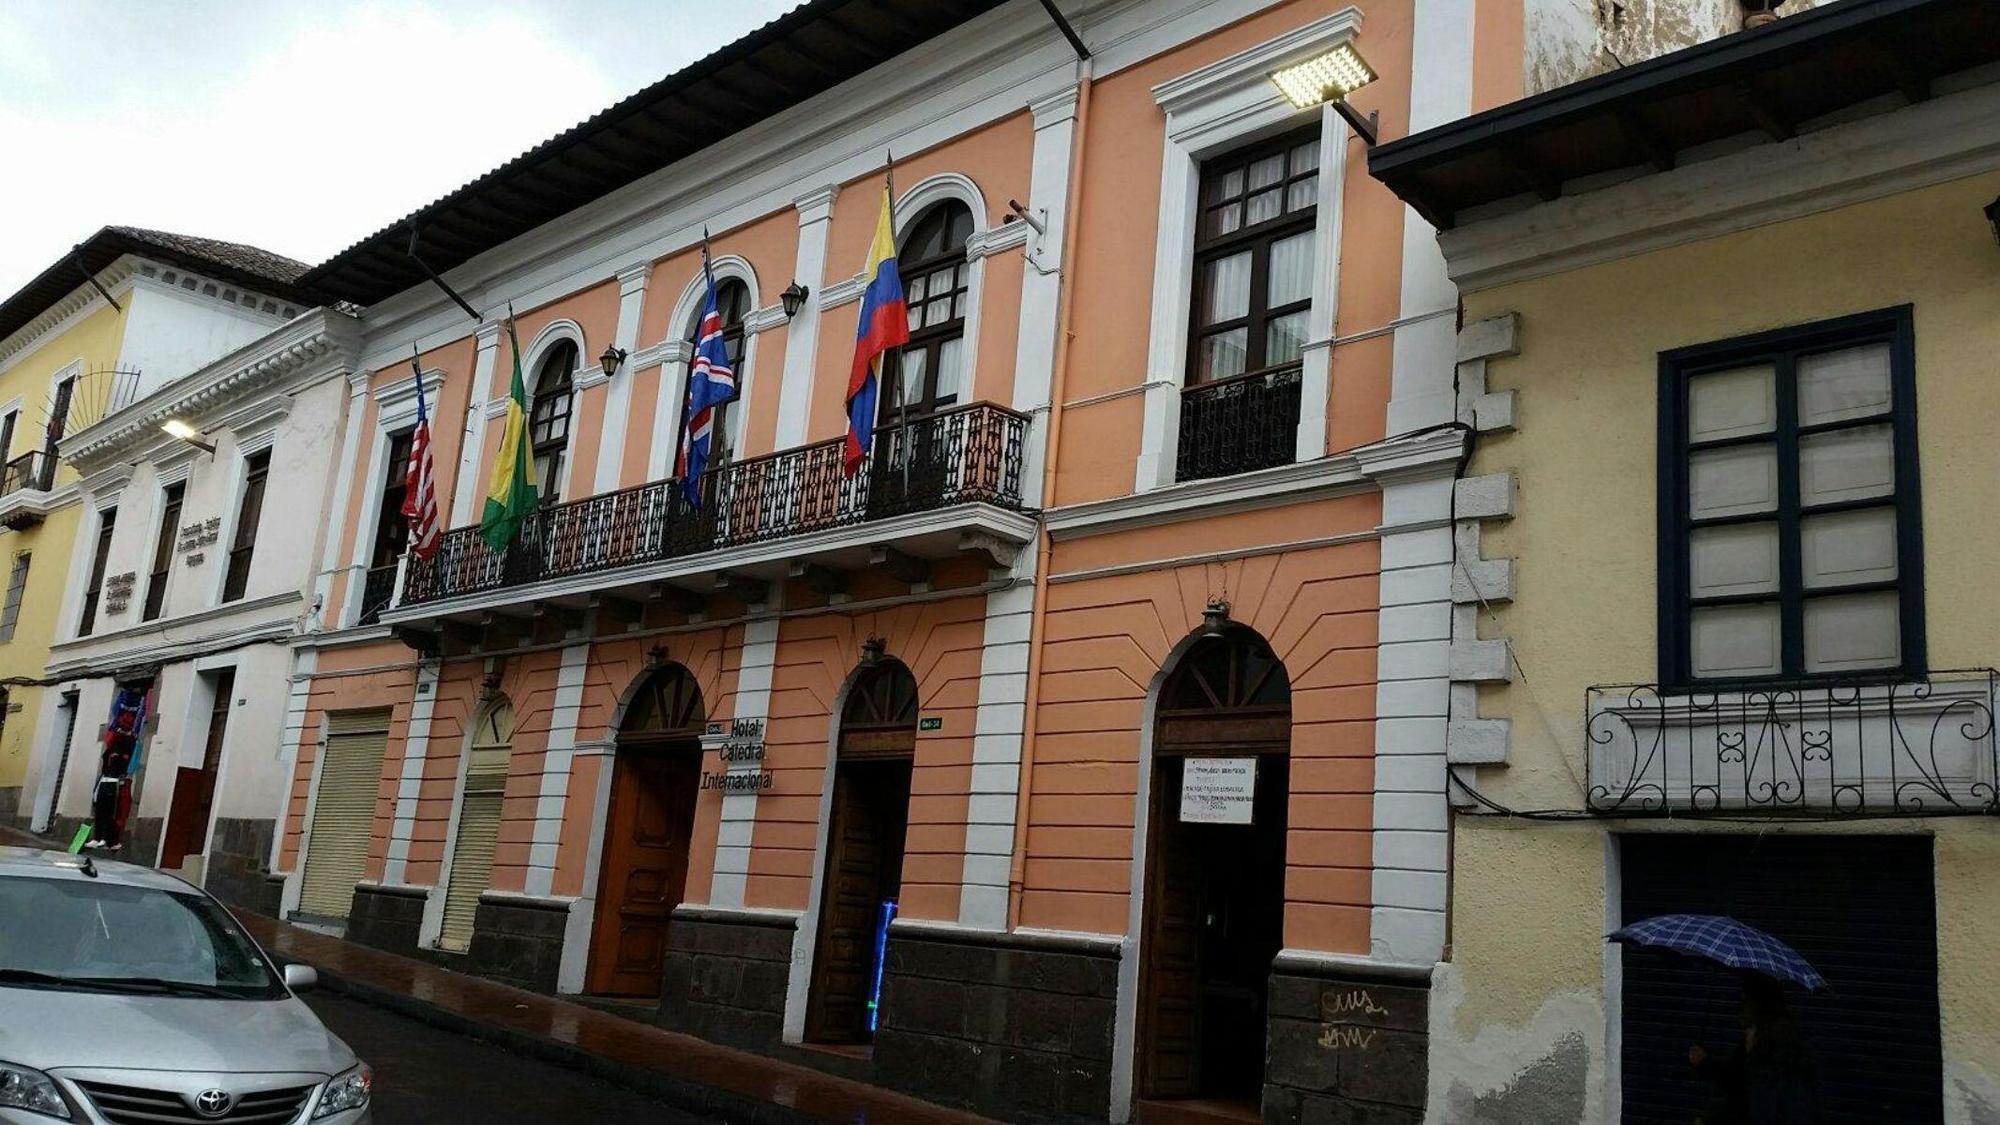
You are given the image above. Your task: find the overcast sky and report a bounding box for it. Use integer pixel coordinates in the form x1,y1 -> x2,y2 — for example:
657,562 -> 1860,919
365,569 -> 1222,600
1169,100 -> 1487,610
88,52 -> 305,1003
0,0 -> 799,298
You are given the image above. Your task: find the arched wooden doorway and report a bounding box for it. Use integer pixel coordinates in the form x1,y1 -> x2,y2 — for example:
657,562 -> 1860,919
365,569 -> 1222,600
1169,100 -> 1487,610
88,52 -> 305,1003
1135,627 -> 1292,1110
804,657 -> 918,1044
586,664 -> 705,996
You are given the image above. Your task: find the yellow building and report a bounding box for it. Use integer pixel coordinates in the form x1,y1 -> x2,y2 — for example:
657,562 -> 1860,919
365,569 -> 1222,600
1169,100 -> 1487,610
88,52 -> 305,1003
0,227 -> 311,830
1370,1 -> 2000,1120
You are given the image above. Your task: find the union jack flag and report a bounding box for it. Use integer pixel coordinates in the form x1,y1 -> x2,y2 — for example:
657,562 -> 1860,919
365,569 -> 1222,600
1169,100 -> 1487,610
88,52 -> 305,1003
401,354 -> 441,560
678,245 -> 736,504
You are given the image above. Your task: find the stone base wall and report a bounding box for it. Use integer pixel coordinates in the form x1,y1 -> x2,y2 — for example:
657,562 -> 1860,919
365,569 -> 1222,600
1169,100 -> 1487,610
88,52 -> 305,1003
873,926 -> 1119,1123
1263,956 -> 1430,1124
204,818 -> 279,915
465,894 -> 571,992
348,884 -> 431,954
0,786 -> 20,831
657,907 -> 796,1050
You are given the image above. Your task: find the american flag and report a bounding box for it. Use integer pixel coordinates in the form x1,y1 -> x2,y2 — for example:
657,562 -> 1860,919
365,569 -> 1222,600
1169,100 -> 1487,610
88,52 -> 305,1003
401,355 -> 441,560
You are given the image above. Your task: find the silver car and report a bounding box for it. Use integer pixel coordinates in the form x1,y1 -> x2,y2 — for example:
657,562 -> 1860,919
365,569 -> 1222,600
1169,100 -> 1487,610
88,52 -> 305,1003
0,846 -> 370,1124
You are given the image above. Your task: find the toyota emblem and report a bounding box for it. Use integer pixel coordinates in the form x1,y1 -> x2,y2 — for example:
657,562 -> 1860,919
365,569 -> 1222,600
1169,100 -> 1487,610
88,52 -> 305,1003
191,1089 -> 234,1118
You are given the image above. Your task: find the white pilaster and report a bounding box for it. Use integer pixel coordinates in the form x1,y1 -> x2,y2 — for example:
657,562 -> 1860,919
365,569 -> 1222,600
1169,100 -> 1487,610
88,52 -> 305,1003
1386,0 -> 1476,436
1010,84 -> 1082,507
594,264 -> 651,493
524,642 -> 590,898
958,580 -> 1036,930
1368,471 -> 1456,964
383,659 -> 441,886
311,370 -> 371,629
449,323 -> 504,524
773,184 -> 839,450
710,613 -> 779,910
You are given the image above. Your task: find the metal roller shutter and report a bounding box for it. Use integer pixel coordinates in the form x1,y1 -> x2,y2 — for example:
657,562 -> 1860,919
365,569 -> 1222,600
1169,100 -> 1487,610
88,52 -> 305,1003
439,702 -> 513,953
296,711 -> 390,920
1619,834 -> 1941,1124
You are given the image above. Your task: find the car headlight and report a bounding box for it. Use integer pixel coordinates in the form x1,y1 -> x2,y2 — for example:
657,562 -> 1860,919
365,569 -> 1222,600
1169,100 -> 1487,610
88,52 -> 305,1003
0,1059 -> 69,1119
312,1063 -> 371,1119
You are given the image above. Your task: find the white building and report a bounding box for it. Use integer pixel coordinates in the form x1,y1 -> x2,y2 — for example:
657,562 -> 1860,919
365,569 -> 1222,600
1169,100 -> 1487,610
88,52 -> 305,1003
25,308 -> 360,913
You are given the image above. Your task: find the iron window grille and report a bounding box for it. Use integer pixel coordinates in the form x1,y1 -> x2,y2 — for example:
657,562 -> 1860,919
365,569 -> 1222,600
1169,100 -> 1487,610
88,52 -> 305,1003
1586,671 -> 1998,816
1177,127 -> 1320,483
1657,306 -> 1924,688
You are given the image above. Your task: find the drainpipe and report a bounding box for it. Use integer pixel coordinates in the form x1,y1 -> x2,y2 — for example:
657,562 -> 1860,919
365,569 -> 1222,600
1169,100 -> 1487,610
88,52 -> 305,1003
1006,60 -> 1093,931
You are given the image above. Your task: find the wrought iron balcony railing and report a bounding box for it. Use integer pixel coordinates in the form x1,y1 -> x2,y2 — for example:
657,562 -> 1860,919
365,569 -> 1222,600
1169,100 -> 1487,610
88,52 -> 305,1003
1175,367 -> 1302,484
0,451 -> 54,497
357,562 -> 402,626
400,401 -> 1028,608
1586,671 -> 2000,816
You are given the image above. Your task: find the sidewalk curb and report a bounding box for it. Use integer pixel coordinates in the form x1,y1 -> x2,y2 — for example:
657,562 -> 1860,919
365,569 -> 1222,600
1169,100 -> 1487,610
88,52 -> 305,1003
282,957 -> 821,1125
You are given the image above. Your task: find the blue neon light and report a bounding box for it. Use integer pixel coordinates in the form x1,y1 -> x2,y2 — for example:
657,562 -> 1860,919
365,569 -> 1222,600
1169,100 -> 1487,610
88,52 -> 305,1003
867,898 -> 898,1033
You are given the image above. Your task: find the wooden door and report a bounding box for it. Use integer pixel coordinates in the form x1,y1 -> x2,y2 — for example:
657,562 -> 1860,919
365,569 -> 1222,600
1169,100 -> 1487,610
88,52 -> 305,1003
1137,756 -> 1205,1099
805,759 -> 912,1044
162,671 -> 234,870
587,743 -> 701,995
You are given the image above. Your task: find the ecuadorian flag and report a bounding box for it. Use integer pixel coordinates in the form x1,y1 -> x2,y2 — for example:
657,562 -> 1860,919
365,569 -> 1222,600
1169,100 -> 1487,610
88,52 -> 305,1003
480,319 -> 538,550
843,183 -> 910,476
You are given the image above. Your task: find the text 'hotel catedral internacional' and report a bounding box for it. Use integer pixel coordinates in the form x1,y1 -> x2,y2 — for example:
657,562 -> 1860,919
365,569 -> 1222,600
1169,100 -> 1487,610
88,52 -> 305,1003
23,0 -> 1999,1122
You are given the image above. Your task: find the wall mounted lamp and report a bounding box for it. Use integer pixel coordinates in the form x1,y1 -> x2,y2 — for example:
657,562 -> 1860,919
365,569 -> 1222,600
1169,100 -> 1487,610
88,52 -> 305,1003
600,344 -> 628,378
160,418 -> 216,455
781,281 -> 810,319
1271,42 -> 1380,146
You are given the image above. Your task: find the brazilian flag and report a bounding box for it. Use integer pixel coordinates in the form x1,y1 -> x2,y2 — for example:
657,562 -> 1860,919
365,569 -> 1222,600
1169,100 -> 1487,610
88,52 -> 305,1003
480,319 -> 537,550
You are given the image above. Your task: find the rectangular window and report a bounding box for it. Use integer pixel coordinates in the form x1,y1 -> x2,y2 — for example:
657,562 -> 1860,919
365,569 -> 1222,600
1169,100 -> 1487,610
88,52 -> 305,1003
1176,127 -> 1319,484
1659,306 -> 1923,684
221,450 -> 270,603
371,431 -> 414,570
0,410 -> 15,462
143,482 -> 185,622
79,507 -> 116,637
0,553 -> 26,642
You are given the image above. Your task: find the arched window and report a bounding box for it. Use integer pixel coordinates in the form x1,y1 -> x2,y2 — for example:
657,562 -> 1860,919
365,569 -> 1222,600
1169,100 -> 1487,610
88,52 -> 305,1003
681,279 -> 751,465
885,201 -> 973,423
528,340 -> 577,503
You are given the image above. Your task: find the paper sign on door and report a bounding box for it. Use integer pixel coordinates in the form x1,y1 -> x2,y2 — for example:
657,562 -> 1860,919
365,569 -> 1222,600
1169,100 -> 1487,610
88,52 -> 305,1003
1179,757 -> 1257,824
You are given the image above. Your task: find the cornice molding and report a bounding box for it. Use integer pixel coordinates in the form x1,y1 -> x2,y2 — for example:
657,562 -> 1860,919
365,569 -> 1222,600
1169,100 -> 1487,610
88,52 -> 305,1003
1151,7 -> 1363,118
1439,73 -> 2000,292
63,309 -> 360,473
1046,426 -> 1464,541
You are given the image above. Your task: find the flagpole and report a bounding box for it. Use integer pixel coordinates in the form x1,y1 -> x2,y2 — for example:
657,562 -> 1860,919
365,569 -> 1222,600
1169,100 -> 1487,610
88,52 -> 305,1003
881,150 -> 914,498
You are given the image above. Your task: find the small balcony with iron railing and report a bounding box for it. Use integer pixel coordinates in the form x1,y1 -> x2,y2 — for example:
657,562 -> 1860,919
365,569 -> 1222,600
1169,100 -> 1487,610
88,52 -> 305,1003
0,451 -> 59,530
1585,671 -> 2000,817
1175,366 -> 1302,483
380,401 -> 1033,630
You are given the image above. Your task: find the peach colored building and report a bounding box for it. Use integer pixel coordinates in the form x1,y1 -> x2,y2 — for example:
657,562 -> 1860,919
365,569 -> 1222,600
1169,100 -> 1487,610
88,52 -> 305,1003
269,1 -> 1533,1119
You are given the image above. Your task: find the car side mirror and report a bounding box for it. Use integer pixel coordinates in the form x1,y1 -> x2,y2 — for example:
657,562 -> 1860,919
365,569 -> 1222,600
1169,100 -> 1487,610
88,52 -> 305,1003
282,964 -> 318,993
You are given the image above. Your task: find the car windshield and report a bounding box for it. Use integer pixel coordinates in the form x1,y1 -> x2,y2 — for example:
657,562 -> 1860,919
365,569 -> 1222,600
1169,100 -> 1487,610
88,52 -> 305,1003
0,875 -> 284,1000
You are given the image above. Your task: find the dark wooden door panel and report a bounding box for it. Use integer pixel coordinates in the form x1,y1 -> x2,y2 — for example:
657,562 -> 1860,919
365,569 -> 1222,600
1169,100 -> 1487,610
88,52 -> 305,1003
588,746 -> 700,996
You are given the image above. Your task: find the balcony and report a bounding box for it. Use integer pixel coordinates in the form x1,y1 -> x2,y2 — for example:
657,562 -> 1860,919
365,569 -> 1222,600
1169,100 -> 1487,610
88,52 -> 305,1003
0,451 -> 59,530
1585,671 -> 2000,816
1175,367 -> 1302,483
357,562 -> 401,626
386,402 -> 1032,625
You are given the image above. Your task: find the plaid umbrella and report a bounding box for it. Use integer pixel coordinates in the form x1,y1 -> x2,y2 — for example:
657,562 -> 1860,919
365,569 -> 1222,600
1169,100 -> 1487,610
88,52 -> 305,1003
1609,913 -> 1827,991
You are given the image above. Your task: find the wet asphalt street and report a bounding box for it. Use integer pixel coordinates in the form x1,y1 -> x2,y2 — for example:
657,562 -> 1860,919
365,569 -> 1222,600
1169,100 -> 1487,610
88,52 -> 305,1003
303,990 -> 726,1124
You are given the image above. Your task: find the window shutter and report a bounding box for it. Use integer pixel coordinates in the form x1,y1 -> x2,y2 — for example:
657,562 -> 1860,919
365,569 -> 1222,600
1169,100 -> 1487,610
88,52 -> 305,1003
438,745 -> 510,952
296,710 -> 390,919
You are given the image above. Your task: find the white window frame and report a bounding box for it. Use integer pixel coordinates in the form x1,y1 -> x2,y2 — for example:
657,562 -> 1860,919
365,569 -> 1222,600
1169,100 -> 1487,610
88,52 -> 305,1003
658,255 -> 770,477
518,318 -> 589,504
1134,9 -> 1362,493
342,369 -> 442,626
